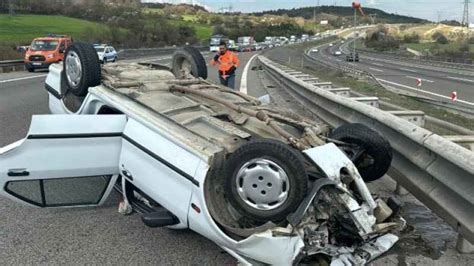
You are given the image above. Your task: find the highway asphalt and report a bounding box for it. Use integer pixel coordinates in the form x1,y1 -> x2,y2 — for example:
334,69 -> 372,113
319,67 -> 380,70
0,50 -> 262,265
314,41 -> 474,105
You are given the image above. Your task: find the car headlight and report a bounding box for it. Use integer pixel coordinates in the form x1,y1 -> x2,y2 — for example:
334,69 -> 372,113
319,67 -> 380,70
46,54 -> 54,59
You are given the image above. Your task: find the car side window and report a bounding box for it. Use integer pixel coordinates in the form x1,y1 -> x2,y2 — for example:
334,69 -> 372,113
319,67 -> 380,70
5,176 -> 112,207
59,41 -> 66,53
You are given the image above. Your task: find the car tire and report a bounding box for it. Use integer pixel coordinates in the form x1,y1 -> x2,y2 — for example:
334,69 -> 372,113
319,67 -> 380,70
172,46 -> 207,79
329,123 -> 392,182
113,57 -> 117,62
26,65 -> 34,72
62,42 -> 101,97
224,139 -> 308,222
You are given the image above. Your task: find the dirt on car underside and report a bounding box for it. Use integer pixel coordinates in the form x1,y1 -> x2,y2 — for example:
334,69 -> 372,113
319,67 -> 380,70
101,62 -> 330,153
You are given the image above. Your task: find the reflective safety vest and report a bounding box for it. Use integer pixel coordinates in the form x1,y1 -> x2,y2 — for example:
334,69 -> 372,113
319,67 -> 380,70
210,51 -> 240,76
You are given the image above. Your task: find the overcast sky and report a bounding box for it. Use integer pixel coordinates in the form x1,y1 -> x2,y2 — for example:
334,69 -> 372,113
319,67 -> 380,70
142,0 -> 472,22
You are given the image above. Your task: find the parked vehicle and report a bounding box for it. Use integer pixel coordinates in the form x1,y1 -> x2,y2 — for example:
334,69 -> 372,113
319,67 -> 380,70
333,50 -> 343,56
210,35 -> 229,52
94,44 -> 118,64
227,40 -> 238,51
1,43 -> 402,265
237,36 -> 255,46
24,34 -> 72,72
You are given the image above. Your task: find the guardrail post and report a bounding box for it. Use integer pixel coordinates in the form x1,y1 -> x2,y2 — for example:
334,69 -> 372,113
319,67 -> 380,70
457,236 -> 474,253
395,183 -> 409,196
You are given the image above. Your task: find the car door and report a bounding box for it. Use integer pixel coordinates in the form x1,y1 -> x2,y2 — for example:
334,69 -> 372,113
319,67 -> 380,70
118,118 -> 202,227
0,114 -> 126,207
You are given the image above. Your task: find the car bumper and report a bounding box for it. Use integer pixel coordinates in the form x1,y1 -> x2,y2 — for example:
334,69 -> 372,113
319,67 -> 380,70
25,62 -> 54,69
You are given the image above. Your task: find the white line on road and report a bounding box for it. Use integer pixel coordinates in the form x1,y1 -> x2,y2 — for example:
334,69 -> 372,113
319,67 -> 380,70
399,68 -> 418,73
372,62 -> 384,67
406,75 -> 434,83
369,67 -> 384,73
377,78 -> 474,106
447,76 -> 474,83
240,54 -> 259,94
0,74 -> 47,84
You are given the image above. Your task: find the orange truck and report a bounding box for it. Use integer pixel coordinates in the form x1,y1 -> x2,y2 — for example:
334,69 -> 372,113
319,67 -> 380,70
24,35 -> 72,72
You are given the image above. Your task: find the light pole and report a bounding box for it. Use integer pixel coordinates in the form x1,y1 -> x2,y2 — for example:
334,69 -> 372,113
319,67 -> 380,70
352,2 -> 363,62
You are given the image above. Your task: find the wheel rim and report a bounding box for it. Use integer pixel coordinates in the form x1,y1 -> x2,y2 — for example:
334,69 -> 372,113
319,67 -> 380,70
181,59 -> 193,76
65,51 -> 82,89
235,158 -> 290,211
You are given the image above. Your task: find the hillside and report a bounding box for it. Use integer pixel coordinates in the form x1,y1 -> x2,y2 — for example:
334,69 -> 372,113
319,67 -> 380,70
252,6 -> 428,25
0,14 -> 110,45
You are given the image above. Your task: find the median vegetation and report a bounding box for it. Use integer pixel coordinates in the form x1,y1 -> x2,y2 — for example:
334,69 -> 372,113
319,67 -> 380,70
361,24 -> 474,61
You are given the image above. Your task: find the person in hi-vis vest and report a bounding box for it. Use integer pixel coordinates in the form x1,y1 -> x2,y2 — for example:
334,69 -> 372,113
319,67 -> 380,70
210,41 -> 241,89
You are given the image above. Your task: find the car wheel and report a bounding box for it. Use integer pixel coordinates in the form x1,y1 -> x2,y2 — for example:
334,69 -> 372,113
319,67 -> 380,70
329,123 -> 392,182
224,139 -> 308,222
172,46 -> 207,79
62,42 -> 101,97
26,65 -> 34,72
113,57 -> 117,62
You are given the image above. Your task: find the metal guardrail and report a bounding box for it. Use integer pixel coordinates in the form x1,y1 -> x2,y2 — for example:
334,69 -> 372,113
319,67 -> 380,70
0,60 -> 24,73
341,41 -> 474,75
258,55 -> 474,245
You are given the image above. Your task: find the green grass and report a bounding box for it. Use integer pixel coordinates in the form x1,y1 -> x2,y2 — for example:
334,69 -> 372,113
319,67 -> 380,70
169,19 -> 212,42
182,15 -> 198,22
0,14 -> 108,45
405,42 -> 474,53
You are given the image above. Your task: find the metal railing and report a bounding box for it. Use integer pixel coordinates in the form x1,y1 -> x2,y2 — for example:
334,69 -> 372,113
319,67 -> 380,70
0,60 -> 24,73
258,55 -> 474,245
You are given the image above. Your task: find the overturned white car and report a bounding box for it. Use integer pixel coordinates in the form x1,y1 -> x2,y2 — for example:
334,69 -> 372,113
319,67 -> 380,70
0,43 -> 404,265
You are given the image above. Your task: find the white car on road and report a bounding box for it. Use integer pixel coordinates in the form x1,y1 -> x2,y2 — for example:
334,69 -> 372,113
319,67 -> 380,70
0,43 -> 402,265
94,44 -> 118,64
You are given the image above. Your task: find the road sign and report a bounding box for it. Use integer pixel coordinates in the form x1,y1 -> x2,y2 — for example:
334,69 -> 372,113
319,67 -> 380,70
416,78 -> 422,87
451,91 -> 458,102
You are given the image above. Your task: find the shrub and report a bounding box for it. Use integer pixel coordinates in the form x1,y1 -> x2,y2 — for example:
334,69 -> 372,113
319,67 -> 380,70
432,32 -> 449,44
402,33 -> 420,43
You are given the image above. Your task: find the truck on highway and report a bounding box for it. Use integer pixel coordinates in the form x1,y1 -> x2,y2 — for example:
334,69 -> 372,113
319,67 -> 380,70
24,34 -> 72,72
0,43 -> 402,265
237,36 -> 255,46
210,35 -> 228,52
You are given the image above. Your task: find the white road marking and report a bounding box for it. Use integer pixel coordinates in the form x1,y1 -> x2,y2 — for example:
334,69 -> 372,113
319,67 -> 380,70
399,68 -> 418,73
406,75 -> 434,83
369,67 -> 384,73
372,62 -> 384,67
447,76 -> 474,83
377,78 -> 474,106
239,54 -> 259,94
0,74 -> 47,84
